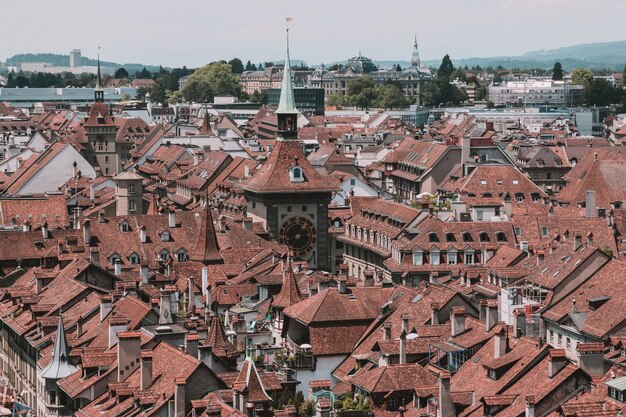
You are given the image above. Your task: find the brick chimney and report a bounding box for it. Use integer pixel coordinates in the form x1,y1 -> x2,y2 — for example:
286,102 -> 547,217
485,301 -> 498,332
100,294 -> 113,321
450,306 -> 466,337
175,377 -> 186,417
548,349 -> 567,378
41,221 -> 49,239
576,343 -> 605,377
108,316 -> 128,349
184,333 -> 199,358
140,351 -> 153,391
438,371 -> 455,417
525,395 -> 535,417
431,302 -> 440,325
494,324 -> 507,359
399,331 -> 407,365
117,331 -> 141,382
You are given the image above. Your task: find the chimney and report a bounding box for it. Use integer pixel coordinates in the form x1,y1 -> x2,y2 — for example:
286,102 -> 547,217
363,270 -> 374,287
159,290 -> 173,324
109,316 -> 128,349
574,234 -> 583,251
494,325 -> 507,359
36,277 -> 44,295
98,210 -> 105,223
76,316 -> 83,338
399,331 -> 407,364
513,309 -> 526,338
41,221 -> 49,240
114,259 -> 122,277
337,277 -> 347,294
450,307 -> 466,337
485,301 -> 498,332
140,262 -> 149,284
525,395 -> 535,417
117,331 -> 141,382
193,151 -> 202,166
100,295 -> 113,321
90,247 -> 100,266
83,219 -> 91,245
548,349 -> 567,378
244,163 -> 250,179
139,225 -> 147,243
429,272 -> 439,285
576,343 -> 605,377
169,208 -> 177,228
461,136 -> 471,175
188,276 -> 195,316
438,371 -> 455,417
184,333 -> 199,358
201,267 -> 209,297
140,351 -> 153,391
175,378 -> 186,417
431,302 -> 440,325
22,220 -> 31,232
585,190 -> 597,218
401,314 -> 409,334
89,185 -> 95,200
382,322 -> 391,342
218,215 -> 227,233
198,344 -> 214,369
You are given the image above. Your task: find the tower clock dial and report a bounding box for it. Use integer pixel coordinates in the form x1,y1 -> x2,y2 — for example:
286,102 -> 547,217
279,216 -> 317,257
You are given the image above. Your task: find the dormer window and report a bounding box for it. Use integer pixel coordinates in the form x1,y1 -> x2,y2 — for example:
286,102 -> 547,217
109,254 -> 121,264
177,250 -> 187,262
462,232 -> 472,242
120,221 -> 130,232
129,253 -> 139,264
161,231 -> 170,242
479,232 -> 489,242
607,376 -> 626,402
289,166 -> 304,183
428,233 -> 438,243
445,232 -> 455,242
159,250 -> 169,261
496,231 -> 507,242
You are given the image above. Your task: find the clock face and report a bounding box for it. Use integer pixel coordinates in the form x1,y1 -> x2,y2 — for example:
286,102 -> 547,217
279,216 -> 317,257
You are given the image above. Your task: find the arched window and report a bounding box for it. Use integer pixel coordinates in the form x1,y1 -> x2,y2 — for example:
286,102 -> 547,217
159,250 -> 169,261
445,232 -> 455,242
429,233 -> 438,243
496,231 -> 506,242
462,232 -> 472,242
479,232 -> 489,242
289,166 -> 304,183
129,253 -> 139,264
120,221 -> 130,232
177,250 -> 187,262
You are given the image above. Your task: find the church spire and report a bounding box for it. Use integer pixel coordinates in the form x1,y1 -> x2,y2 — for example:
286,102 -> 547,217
40,316 -> 77,380
95,48 -> 104,103
411,35 -> 421,68
276,17 -> 298,140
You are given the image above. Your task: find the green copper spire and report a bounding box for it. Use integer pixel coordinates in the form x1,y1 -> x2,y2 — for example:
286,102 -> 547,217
95,48 -> 104,103
276,20 -> 298,115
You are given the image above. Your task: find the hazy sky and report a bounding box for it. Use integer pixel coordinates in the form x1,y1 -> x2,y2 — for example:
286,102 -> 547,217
3,0 -> 625,68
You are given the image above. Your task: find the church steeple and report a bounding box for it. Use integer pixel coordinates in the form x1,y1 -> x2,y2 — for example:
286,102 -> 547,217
411,34 -> 421,68
94,49 -> 104,103
276,18 -> 298,140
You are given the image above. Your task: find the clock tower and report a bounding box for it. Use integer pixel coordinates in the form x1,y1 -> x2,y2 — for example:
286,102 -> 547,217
240,24 -> 338,269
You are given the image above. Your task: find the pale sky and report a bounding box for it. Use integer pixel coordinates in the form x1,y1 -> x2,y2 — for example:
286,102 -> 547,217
3,0 -> 625,68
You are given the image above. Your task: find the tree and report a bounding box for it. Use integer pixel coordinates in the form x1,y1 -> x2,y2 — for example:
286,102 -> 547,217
449,68 -> 467,82
622,63 -> 626,87
346,77 -> 377,109
552,62 -> 564,80
585,78 -> 621,106
571,68 -> 593,89
122,93 -> 132,101
249,90 -> 267,104
228,58 -> 244,74
167,90 -> 183,104
395,64 -> 402,71
437,54 -> 455,80
327,63 -> 341,71
326,93 -> 347,107
376,84 -> 408,109
245,60 -> 254,71
181,61 -> 241,102
115,67 -> 129,79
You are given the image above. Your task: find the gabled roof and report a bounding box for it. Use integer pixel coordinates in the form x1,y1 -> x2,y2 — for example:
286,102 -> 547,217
204,314 -> 237,359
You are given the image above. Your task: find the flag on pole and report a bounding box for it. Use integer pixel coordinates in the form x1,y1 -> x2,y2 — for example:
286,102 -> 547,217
286,17 -> 294,22
12,402 -> 29,417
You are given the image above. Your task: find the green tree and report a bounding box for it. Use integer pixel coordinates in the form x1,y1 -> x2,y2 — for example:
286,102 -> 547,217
122,93 -> 132,101
327,63 -> 341,71
395,64 -> 402,71
249,90 -> 267,104
299,400 -> 315,417
552,62 -> 564,80
376,83 -> 408,109
346,77 -> 377,109
228,58 -> 244,74
245,60 -> 254,71
585,78 -> 621,106
181,62 -> 241,102
326,93 -> 347,107
449,68 -> 466,82
437,54 -> 455,80
115,67 -> 129,79
622,63 -> 626,87
571,68 -> 593,89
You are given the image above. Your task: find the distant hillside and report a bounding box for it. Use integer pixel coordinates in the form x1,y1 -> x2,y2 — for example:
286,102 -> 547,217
322,41 -> 626,72
4,53 -> 165,73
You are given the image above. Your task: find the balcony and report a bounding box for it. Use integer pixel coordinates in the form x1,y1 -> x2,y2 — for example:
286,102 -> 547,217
285,334 -> 316,370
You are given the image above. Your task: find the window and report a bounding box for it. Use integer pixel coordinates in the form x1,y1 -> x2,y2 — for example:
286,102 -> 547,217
558,333 -> 562,346
302,205 -> 307,212
515,193 -> 524,202
566,337 -> 571,350
479,232 -> 489,242
496,232 -> 506,242
129,200 -> 136,212
412,251 -> 423,266
431,251 -> 440,265
105,156 -> 110,163
290,166 -> 304,183
128,184 -> 136,195
447,251 -> 457,265
120,222 -> 130,232
541,227 -> 549,236
549,330 -> 554,341
514,227 -> 521,236
488,369 -> 497,380
177,251 -> 187,262
159,250 -> 169,261
462,232 -> 472,242
110,255 -> 121,264
464,252 -> 474,265
350,178 -> 356,186
161,231 -> 170,242
476,210 -> 484,221
287,206 -> 292,213
129,253 -> 139,264
445,232 -> 455,242
429,233 -> 438,243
